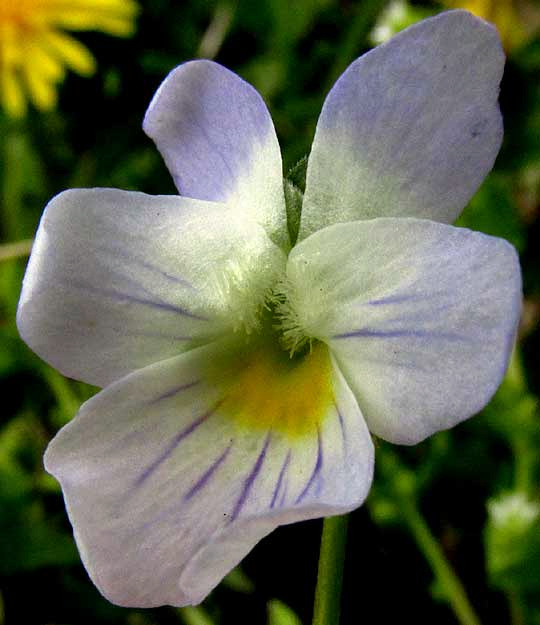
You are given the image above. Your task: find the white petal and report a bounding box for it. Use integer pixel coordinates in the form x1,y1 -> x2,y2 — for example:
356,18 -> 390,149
44,339 -> 373,607
143,60 -> 288,249
287,218 -> 522,444
17,189 -> 285,387
299,10 -> 504,239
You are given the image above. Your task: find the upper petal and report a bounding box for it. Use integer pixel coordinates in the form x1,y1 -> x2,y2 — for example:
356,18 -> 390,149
17,188 -> 286,387
143,60 -> 288,249
287,218 -> 522,444
299,10 -> 504,240
44,338 -> 373,607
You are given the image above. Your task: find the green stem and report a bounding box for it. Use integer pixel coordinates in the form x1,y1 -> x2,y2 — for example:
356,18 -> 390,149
196,1 -> 237,59
507,348 -> 537,497
0,238 -> 33,262
513,435 -> 535,495
398,496 -> 482,625
379,451 -> 482,625
312,514 -> 349,625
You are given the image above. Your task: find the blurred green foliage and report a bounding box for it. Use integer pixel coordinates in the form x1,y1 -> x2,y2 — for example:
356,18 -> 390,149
1,1 -> 540,624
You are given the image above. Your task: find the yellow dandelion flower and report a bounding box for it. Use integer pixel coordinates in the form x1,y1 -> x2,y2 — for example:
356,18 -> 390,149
0,0 -> 139,118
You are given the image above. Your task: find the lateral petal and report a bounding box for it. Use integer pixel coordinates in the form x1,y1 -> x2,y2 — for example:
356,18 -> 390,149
287,218 -> 522,443
17,188 -> 285,387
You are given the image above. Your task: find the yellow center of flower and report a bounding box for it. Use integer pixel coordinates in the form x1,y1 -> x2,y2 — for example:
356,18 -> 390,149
202,251 -> 333,439
0,0 -> 138,117
215,332 -> 334,439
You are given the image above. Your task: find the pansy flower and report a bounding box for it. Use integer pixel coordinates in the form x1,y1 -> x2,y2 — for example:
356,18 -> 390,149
17,10 -> 521,608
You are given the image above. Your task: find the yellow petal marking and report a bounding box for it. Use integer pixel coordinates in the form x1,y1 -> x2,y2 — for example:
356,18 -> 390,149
217,339 -> 334,439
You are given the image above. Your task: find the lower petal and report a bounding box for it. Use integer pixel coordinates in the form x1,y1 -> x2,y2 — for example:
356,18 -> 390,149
44,338 -> 373,607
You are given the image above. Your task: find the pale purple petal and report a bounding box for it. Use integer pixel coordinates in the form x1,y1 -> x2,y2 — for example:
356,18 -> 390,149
44,341 -> 373,607
17,188 -> 285,387
287,218 -> 522,444
143,60 -> 288,247
299,10 -> 504,239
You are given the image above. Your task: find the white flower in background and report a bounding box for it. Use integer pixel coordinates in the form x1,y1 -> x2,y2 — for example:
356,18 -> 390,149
17,10 -> 521,608
489,492 -> 540,531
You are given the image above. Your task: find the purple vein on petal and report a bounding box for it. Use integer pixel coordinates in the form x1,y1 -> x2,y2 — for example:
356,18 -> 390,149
123,329 -> 193,342
367,290 -> 458,308
367,293 -> 421,307
183,444 -> 233,502
66,281 -> 207,320
296,429 -> 323,504
102,288 -> 204,319
134,399 -> 222,488
270,450 -> 291,509
333,328 -> 465,341
278,480 -> 289,508
230,433 -> 272,523
96,262 -> 183,311
149,380 -> 200,404
336,405 -> 347,448
98,244 -> 195,290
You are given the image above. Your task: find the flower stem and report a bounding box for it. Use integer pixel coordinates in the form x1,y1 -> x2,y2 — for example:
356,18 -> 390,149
196,1 -> 237,59
0,238 -> 33,262
379,450 -> 482,625
397,495 -> 482,625
311,514 -> 349,625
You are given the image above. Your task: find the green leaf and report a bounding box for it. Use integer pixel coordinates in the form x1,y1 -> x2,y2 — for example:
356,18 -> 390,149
267,599 -> 303,625
283,179 -> 303,246
455,173 -> 525,251
287,155 -> 308,193
221,565 -> 255,593
0,513 -> 79,574
0,415 -> 79,573
178,606 -> 217,625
